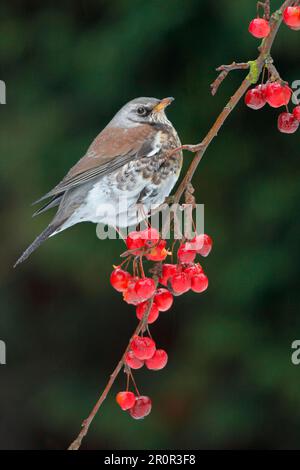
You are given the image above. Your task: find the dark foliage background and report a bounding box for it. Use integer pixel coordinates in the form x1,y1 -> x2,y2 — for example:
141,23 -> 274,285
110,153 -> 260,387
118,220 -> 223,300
0,0 -> 300,450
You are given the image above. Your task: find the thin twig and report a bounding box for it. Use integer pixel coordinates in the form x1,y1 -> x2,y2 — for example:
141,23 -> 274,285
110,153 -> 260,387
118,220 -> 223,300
257,0 -> 271,20
68,279 -> 158,450
210,62 -> 250,96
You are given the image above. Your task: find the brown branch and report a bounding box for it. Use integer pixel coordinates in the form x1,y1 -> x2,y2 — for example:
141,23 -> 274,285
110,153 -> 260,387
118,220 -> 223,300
68,279 -> 158,450
172,0 -> 294,206
210,62 -> 250,96
68,0 -> 294,451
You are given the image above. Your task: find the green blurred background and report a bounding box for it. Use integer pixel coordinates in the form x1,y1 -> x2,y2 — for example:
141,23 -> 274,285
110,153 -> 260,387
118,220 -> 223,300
1,0 -> 300,450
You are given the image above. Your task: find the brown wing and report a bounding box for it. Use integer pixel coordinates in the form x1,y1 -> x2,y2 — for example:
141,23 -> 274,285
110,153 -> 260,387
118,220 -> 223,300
33,124 -> 155,204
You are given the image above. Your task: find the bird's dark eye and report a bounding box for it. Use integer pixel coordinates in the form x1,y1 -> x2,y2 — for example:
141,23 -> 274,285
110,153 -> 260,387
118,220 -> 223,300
137,106 -> 147,116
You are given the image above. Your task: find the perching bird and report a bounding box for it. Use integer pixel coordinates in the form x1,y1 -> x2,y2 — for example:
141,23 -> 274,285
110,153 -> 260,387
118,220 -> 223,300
14,97 -> 183,267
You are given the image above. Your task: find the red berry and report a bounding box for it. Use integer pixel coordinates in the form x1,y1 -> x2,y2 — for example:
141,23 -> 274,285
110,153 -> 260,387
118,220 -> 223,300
248,18 -> 270,38
116,391 -> 136,411
191,273 -> 209,293
177,244 -> 196,263
293,106 -> 300,122
283,6 -> 300,30
145,349 -> 168,370
184,263 -> 203,279
170,272 -> 191,295
123,278 -> 141,305
139,227 -> 160,246
134,277 -> 156,300
136,301 -> 159,324
154,288 -> 173,312
265,82 -> 291,108
184,265 -> 198,279
146,239 -> 168,261
129,396 -> 152,419
126,231 -> 145,252
186,234 -> 213,257
159,263 -> 178,286
277,112 -> 299,134
130,335 -> 156,360
110,267 -> 131,292
125,350 -> 144,369
244,85 -> 266,110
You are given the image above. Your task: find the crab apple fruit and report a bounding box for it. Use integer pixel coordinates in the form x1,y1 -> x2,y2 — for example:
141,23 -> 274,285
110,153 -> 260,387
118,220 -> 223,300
197,234 -> 213,257
136,301 -> 159,324
265,82 -> 292,108
110,267 -> 131,292
125,231 -> 145,252
277,112 -> 299,134
154,288 -> 174,312
186,234 -> 213,257
125,350 -> 144,369
129,396 -> 152,419
123,278 -> 141,305
191,273 -> 209,293
130,335 -> 156,360
170,272 -> 191,295
248,18 -> 270,38
140,227 -> 160,246
116,391 -> 136,410
184,265 -> 198,279
245,85 -> 266,110
145,349 -> 168,370
293,106 -> 300,122
159,263 -> 178,286
283,6 -> 300,30
134,277 -> 156,300
146,239 -> 168,261
177,244 -> 196,263
184,263 -> 203,279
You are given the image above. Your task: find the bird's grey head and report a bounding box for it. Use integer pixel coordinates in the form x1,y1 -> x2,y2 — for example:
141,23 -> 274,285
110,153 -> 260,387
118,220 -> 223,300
109,97 -> 174,128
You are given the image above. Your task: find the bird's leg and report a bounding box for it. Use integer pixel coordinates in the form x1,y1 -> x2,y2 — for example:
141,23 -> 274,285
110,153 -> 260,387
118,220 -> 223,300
167,142 -> 205,158
114,225 -> 126,242
180,143 -> 205,152
137,204 -> 150,228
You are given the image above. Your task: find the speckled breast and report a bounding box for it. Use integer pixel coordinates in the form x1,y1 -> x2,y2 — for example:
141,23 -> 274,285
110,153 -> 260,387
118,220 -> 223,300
114,125 -> 183,192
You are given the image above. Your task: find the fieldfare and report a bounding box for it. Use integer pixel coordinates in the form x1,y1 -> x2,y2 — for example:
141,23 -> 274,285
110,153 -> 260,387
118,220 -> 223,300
14,97 -> 183,266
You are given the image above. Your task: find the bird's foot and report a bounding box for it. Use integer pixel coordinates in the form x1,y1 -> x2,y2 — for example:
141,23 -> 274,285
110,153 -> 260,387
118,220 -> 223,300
181,143 -> 205,152
164,195 -> 175,206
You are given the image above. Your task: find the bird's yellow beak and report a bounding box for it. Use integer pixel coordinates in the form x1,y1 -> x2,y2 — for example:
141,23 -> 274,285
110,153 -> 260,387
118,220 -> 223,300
153,97 -> 174,113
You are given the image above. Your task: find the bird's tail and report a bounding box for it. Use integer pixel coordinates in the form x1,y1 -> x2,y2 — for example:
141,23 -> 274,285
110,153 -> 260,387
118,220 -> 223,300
14,225 -> 57,268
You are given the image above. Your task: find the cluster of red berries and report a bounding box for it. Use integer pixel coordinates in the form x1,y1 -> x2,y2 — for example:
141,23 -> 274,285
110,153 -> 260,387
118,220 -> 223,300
110,229 -> 212,315
247,7 -> 300,134
115,335 -> 167,419
116,392 -> 152,419
248,6 -> 300,39
245,82 -> 299,134
111,227 -> 213,418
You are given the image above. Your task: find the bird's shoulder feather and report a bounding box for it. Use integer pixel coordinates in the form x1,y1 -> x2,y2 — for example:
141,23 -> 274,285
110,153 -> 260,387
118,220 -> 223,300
33,124 -> 157,204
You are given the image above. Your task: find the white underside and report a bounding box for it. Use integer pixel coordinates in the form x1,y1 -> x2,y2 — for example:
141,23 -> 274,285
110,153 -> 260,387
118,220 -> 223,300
52,171 -> 178,234
50,132 -> 181,236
